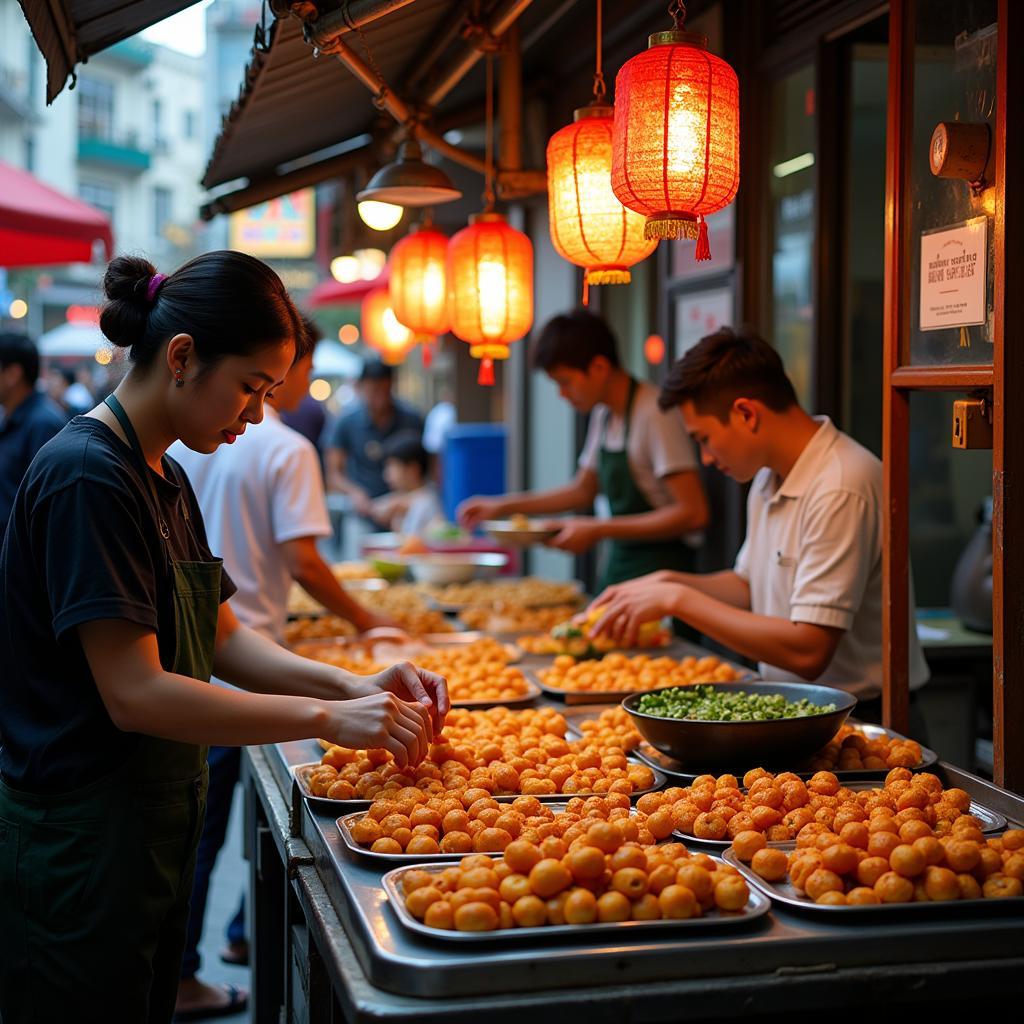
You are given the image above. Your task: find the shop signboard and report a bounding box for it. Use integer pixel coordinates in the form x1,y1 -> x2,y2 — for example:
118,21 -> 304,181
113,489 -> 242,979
229,189 -> 316,259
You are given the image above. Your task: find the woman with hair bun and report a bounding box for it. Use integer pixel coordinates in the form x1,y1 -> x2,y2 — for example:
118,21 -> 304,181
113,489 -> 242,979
0,251 -> 448,1024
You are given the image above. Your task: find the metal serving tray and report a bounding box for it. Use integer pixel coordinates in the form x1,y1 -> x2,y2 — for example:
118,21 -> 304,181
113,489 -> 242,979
723,840 -> 1024,917
525,645 -> 756,705
336,802 -> 650,865
673,782 -> 1008,849
631,721 -> 940,782
380,856 -> 770,943
423,579 -> 586,614
294,762 -> 668,813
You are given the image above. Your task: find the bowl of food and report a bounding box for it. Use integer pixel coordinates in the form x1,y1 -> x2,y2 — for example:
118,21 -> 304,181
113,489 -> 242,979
483,514 -> 561,547
406,552 -> 509,585
369,556 -> 409,583
622,682 -> 856,771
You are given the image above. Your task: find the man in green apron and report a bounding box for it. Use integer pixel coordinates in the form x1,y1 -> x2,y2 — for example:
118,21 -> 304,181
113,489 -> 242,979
458,309 -> 709,591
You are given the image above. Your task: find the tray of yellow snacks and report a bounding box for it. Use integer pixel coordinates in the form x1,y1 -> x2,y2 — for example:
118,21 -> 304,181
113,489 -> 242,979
517,606 -> 672,658
458,603 -> 584,636
531,649 -> 750,704
420,577 -> 586,613
381,835 -> 769,940
290,636 -> 538,707
631,721 -> 939,783
284,602 -> 459,644
336,793 -> 661,862
563,706 -> 643,754
294,706 -> 665,810
724,826 -> 1024,912
660,767 -> 1006,849
287,564 -> 386,616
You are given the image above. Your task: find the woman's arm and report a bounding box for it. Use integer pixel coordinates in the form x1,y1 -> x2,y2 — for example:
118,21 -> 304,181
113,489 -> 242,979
78,618 -> 436,766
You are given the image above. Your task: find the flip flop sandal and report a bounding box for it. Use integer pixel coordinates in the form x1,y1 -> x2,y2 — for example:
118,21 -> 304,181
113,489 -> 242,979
173,984 -> 248,1022
219,941 -> 249,966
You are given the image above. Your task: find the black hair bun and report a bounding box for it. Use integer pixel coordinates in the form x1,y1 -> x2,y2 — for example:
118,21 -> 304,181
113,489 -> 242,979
100,254 -> 157,349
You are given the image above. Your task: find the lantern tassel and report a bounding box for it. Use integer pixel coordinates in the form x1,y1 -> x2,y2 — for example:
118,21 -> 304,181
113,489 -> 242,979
478,357 -> 495,386
422,341 -> 434,367
695,215 -> 711,262
586,268 -> 632,286
644,213 -> 699,241
582,276 -> 589,306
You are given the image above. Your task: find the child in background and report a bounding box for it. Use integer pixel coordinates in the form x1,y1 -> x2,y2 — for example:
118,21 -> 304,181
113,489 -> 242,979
371,430 -> 443,538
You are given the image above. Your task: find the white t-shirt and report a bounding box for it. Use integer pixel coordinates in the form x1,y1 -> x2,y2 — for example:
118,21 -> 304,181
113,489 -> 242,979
400,485 -> 443,537
170,407 -> 330,643
578,379 -> 700,510
733,417 -> 930,697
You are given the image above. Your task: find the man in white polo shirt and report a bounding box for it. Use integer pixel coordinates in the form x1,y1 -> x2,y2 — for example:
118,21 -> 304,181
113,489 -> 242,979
588,326 -> 929,707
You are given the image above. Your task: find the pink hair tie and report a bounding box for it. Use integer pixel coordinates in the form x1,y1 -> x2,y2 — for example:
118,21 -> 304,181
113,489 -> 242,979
145,273 -> 167,303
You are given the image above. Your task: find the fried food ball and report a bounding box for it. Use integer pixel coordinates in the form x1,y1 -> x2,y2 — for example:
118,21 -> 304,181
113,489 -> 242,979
423,900 -> 454,930
608,845 -> 648,872
751,847 -> 788,883
370,837 -> 404,854
499,873 -> 533,904
511,894 -> 547,928
1001,829 -> 1024,851
474,827 -> 514,853
713,875 -> 750,911
631,893 -> 662,920
566,845 -> 606,882
856,856 -> 891,889
350,817 -> 383,846
454,901 -> 499,932
874,871 -> 914,903
440,831 -> 474,854
820,843 -> 859,876
815,891 -> 847,906
612,868 -> 649,900
983,875 -> 1024,899
889,843 -> 926,878
406,835 -> 441,855
922,866 -> 960,901
692,812 -> 728,841
658,884 -> 699,919
406,885 -> 445,920
529,858 -> 573,899
957,873 -> 983,900
732,830 -> 767,863
804,869 -> 844,901
944,840 -> 981,873
846,887 -> 881,905
563,888 -> 599,925
596,890 -> 632,922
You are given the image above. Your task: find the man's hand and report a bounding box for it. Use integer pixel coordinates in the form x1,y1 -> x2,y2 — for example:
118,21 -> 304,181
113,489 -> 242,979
322,690 -> 434,769
348,660 -> 450,734
352,489 -> 374,518
457,495 -> 504,530
544,517 -> 604,555
352,608 -> 401,634
586,581 -> 685,647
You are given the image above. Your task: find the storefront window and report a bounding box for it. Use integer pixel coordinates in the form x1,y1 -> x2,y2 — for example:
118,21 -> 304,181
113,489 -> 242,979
907,0 -> 997,366
768,66 -> 815,405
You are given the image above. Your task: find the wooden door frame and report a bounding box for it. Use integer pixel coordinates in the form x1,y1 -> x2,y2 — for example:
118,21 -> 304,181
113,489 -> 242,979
883,0 -> 1021,789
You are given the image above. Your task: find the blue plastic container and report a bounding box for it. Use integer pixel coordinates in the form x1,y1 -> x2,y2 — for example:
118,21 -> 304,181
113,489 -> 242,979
441,423 -> 506,523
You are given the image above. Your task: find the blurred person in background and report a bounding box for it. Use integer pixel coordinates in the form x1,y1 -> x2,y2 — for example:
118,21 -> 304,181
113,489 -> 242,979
279,316 -> 326,451
324,359 -> 423,518
370,430 -> 443,538
0,333 -> 66,534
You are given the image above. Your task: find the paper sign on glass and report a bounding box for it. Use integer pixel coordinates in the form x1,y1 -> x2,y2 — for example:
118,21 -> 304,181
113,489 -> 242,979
919,216 -> 987,331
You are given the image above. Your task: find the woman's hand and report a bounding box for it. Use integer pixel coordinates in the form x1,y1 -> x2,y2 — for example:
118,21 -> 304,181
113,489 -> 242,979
322,690 -> 434,769
349,660 -> 450,733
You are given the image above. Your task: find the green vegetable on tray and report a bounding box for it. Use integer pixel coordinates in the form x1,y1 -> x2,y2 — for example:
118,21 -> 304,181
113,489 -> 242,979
636,685 -> 836,722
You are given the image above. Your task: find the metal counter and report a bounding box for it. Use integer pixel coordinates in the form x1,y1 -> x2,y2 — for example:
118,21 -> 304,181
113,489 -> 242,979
244,724 -> 1024,1022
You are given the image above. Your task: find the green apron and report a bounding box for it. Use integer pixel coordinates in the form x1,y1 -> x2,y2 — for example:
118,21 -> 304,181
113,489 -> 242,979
596,377 -> 696,591
0,395 -> 223,1024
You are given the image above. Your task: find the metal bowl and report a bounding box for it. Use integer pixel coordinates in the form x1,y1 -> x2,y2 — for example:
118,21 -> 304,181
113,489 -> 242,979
406,552 -> 510,585
622,682 -> 857,771
483,518 -> 560,546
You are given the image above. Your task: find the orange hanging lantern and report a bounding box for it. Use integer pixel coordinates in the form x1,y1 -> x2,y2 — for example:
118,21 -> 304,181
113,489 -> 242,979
389,222 -> 449,357
611,0 -> 739,259
644,334 -> 666,365
360,286 -> 417,366
547,106 -> 657,301
447,212 -> 533,385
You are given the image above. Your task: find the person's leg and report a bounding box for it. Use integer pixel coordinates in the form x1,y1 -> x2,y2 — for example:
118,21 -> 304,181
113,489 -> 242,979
179,747 -> 240,981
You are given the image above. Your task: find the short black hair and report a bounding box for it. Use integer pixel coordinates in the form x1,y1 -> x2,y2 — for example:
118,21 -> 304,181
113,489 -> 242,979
382,429 -> 429,477
0,332 -> 40,386
531,309 -> 620,373
659,326 -> 799,419
300,313 -> 323,349
359,358 -> 393,383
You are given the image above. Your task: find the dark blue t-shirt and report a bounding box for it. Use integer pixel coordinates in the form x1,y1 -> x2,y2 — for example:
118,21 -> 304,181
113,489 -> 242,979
0,391 -> 66,533
328,399 -> 423,498
0,417 -> 236,793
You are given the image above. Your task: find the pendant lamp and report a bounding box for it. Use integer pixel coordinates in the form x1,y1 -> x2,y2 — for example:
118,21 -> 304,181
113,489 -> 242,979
447,55 -> 534,385
361,286 -> 417,366
611,0 -> 739,259
389,220 -> 449,367
546,1 -> 656,301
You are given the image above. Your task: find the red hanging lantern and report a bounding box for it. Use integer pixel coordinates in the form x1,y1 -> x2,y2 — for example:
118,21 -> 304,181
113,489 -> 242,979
388,223 -> 449,360
644,334 -> 666,365
361,286 -> 417,366
611,1 -> 739,259
447,212 -> 533,385
547,106 -> 657,301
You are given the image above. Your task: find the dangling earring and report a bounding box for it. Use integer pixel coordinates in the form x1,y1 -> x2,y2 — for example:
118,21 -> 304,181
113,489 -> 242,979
175,369 -> 185,388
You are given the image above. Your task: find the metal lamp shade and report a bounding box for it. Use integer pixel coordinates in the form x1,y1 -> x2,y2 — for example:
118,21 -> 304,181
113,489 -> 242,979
357,139 -> 462,207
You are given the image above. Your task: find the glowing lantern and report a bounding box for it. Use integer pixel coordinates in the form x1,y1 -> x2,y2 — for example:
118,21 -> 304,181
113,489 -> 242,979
611,2 -> 740,258
389,224 -> 449,367
360,287 -> 417,366
644,334 -> 666,364
547,105 -> 656,301
447,212 -> 533,385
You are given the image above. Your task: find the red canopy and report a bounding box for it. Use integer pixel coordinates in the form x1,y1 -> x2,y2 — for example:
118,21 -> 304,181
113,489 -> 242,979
307,270 -> 388,308
0,161 -> 114,267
